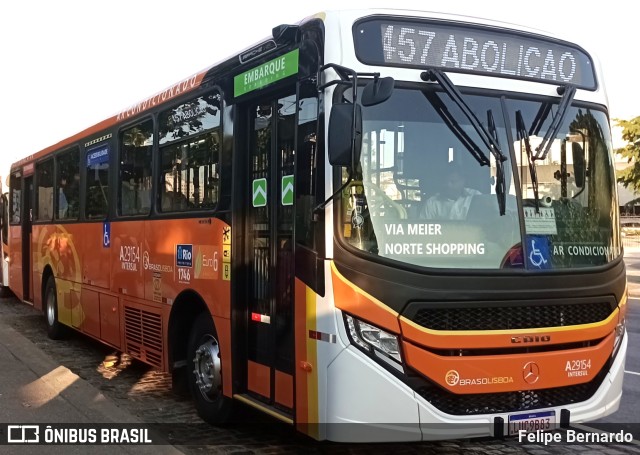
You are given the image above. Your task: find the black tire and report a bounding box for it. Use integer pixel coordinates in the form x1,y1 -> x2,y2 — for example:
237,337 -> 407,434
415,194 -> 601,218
187,312 -> 233,424
44,276 -> 66,340
0,286 -> 13,298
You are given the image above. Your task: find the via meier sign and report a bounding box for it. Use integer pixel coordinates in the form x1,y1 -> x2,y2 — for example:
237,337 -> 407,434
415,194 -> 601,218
234,49 -> 299,97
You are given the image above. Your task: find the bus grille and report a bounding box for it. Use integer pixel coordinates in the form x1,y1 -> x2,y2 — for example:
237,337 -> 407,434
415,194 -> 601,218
124,305 -> 164,369
411,302 -> 612,331
416,367 -> 607,415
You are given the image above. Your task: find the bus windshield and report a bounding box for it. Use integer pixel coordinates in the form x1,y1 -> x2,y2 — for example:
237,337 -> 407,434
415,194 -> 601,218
339,86 -> 621,270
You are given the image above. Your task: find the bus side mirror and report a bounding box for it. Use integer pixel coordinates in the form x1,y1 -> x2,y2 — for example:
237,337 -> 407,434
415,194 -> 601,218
362,77 -> 394,107
572,142 -> 585,187
328,103 -> 362,169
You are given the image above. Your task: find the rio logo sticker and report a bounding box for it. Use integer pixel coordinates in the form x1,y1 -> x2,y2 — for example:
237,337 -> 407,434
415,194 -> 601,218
177,244 -> 193,284
176,244 -> 193,268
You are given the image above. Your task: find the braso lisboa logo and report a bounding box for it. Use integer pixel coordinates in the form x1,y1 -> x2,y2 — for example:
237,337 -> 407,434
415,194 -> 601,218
445,370 -> 460,386
444,369 -> 514,387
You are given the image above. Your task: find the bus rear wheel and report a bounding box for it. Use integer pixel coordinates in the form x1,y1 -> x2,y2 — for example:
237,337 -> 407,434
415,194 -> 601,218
44,276 -> 66,340
187,312 -> 232,424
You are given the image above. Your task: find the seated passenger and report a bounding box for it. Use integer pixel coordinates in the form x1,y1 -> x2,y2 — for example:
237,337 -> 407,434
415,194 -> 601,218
58,178 -> 68,218
419,163 -> 480,220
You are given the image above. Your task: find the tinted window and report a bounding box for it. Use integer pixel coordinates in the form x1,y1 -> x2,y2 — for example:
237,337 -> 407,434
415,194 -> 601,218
36,159 -> 54,221
120,120 -> 153,216
85,144 -> 109,219
160,132 -> 220,212
56,147 -> 80,220
10,172 -> 21,225
159,92 -> 221,144
159,91 -> 222,212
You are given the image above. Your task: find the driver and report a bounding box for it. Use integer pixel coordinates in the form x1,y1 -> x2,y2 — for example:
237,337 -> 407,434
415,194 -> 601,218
419,162 -> 480,220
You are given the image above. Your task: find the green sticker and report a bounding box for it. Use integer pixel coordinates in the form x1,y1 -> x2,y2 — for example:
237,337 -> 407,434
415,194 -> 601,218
252,178 -> 267,207
281,175 -> 294,206
234,49 -> 299,97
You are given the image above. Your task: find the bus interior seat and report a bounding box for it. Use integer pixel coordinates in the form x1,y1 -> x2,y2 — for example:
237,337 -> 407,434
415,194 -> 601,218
162,191 -> 188,211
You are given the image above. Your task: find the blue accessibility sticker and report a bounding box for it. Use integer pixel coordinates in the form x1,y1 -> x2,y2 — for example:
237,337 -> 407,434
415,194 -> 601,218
525,235 -> 551,269
103,222 -> 111,248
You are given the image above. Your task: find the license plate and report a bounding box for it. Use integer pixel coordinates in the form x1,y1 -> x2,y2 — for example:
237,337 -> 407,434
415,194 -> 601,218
508,410 -> 556,435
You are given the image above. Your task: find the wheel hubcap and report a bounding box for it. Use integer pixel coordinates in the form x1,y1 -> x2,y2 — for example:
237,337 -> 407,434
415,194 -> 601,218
192,335 -> 222,401
46,289 -> 56,326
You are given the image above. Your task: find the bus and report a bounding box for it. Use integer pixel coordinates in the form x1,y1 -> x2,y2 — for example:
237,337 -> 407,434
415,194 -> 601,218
7,8 -> 627,442
0,175 -> 9,296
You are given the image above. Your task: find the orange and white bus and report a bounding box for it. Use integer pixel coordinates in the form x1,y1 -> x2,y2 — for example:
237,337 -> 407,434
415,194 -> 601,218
8,8 -> 627,442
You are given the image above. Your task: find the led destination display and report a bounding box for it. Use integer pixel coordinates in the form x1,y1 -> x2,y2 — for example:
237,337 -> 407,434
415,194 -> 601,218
354,18 -> 596,89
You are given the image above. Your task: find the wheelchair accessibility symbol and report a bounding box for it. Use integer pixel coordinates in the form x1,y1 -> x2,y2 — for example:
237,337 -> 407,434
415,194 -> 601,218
526,236 -> 550,269
103,222 -> 111,248
529,239 -> 547,267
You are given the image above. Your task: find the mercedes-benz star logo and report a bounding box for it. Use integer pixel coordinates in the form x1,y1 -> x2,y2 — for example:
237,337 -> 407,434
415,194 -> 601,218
523,361 -> 540,385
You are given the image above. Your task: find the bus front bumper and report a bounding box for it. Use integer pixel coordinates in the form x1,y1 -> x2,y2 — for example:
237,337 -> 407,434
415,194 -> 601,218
325,334 -> 627,442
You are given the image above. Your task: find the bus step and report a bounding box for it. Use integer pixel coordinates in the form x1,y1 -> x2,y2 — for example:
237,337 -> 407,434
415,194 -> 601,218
233,393 -> 293,425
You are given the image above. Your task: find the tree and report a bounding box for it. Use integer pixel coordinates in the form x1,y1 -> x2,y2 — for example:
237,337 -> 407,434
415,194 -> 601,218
615,116 -> 640,193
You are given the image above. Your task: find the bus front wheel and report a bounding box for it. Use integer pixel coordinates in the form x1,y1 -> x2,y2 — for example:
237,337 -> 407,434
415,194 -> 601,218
44,276 -> 66,340
187,312 -> 232,424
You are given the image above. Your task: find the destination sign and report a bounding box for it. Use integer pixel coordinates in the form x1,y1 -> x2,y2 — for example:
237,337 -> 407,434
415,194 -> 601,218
353,19 -> 596,89
87,144 -> 109,167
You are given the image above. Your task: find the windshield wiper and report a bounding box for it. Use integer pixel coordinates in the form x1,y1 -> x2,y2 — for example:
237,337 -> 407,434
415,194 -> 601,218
534,85 -> 576,161
528,102 -> 552,137
515,85 -> 576,213
422,69 -> 507,215
487,110 -> 506,215
516,110 -> 541,212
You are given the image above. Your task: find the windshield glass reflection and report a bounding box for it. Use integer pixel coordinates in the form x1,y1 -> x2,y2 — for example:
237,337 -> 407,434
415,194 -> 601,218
338,86 -> 620,270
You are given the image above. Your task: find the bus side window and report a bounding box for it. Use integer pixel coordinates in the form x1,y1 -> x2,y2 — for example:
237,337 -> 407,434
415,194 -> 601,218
159,131 -> 220,212
158,90 -> 221,213
119,120 -> 153,217
36,159 -> 54,221
85,145 -> 110,219
1,193 -> 7,242
55,147 -> 80,221
10,173 -> 22,225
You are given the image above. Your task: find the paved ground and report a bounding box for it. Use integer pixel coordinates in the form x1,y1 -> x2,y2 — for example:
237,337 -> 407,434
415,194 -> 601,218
625,247 -> 640,295
1,251 -> 640,453
0,298 -> 181,455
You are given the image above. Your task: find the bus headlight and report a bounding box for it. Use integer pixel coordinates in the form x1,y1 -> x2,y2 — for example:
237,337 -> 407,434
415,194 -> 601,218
613,316 -> 626,359
344,314 -> 402,366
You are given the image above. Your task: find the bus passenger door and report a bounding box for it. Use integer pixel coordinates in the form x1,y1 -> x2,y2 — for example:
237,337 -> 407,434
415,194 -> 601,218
243,92 -> 296,415
22,176 -> 34,302
0,191 -> 8,291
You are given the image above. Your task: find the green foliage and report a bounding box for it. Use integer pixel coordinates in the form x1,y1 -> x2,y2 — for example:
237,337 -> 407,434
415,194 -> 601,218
615,116 -> 640,193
